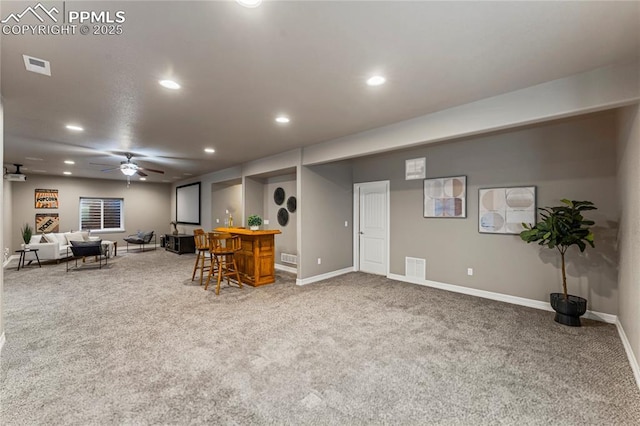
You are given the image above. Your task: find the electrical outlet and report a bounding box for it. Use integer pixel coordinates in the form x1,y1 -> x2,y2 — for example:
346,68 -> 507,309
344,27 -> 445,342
264,219 -> 270,225
317,258 -> 322,265
345,221 -> 348,227
467,268 -> 473,276
216,218 -> 220,223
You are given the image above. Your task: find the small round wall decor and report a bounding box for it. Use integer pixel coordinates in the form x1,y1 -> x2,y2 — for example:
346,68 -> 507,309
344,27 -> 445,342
274,187 -> 285,205
277,208 -> 289,226
286,196 -> 297,213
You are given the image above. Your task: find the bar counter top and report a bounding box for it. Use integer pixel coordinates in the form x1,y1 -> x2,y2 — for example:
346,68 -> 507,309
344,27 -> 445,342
214,227 -> 281,236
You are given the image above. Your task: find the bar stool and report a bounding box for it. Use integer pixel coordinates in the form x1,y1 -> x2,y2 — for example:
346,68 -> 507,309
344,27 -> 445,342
205,232 -> 242,295
191,229 -> 213,286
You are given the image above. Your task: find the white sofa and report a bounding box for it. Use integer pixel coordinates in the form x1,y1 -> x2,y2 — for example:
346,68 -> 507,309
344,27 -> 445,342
25,231 -> 115,262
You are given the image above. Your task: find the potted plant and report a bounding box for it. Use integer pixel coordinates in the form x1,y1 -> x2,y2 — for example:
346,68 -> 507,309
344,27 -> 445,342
520,199 -> 596,327
170,221 -> 179,235
247,215 -> 262,231
21,223 -> 33,249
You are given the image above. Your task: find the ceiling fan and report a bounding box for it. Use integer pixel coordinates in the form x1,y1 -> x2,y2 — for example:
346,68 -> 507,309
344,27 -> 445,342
93,153 -> 165,177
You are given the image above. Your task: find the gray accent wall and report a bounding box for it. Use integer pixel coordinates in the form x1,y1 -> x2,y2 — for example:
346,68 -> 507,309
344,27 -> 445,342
300,162 -> 353,279
353,111 -> 619,314
616,105 -> 640,371
9,176 -> 171,251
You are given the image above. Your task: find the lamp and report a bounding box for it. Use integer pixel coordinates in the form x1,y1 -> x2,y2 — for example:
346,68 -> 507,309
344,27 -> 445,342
120,163 -> 137,176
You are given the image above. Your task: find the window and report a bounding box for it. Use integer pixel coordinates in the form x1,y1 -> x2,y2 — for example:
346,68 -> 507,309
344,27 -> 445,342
79,197 -> 124,232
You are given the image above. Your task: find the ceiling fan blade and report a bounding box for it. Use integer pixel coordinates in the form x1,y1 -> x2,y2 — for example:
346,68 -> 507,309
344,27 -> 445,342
100,167 -> 120,172
90,162 -> 118,167
140,167 -> 165,174
136,170 -> 148,177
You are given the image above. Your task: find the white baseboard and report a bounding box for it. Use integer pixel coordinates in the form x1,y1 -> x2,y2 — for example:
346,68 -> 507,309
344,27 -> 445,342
275,263 -> 298,274
296,266 -> 354,286
387,273 -> 617,324
616,318 -> 640,391
2,254 -> 19,269
0,332 -> 5,354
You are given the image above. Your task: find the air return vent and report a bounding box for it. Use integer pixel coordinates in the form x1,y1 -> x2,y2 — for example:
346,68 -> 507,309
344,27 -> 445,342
405,257 -> 426,281
281,253 -> 297,265
23,54 -> 51,76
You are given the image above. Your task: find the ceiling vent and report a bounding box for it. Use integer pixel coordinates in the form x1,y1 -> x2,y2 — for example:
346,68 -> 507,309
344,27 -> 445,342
23,54 -> 51,76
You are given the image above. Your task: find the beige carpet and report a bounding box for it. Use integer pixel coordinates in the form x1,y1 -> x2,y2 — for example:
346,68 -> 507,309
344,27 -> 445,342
1,249 -> 639,425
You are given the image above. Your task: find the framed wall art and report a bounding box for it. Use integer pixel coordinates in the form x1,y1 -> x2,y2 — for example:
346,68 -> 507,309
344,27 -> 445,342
423,175 -> 466,218
479,186 -> 536,234
35,189 -> 59,209
36,213 -> 60,233
405,157 -> 426,180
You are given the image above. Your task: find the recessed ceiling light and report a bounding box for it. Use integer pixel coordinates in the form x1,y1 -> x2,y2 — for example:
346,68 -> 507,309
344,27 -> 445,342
159,79 -> 180,90
236,0 -> 262,8
66,124 -> 84,131
366,75 -> 386,86
204,148 -> 215,154
140,177 -> 147,181
63,171 -> 72,175
275,116 -> 290,124
64,160 -> 75,165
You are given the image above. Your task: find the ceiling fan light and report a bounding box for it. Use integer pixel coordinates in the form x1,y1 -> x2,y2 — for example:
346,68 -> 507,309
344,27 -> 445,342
120,164 -> 138,176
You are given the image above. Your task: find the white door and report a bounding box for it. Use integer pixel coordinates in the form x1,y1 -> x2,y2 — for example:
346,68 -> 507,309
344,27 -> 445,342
357,181 -> 389,275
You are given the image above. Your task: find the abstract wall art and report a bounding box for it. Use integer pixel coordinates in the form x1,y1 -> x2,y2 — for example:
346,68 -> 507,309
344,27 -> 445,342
479,186 -> 536,234
423,176 -> 466,218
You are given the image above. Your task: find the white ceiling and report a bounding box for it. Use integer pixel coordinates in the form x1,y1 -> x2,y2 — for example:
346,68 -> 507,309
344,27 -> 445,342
2,0 -> 639,182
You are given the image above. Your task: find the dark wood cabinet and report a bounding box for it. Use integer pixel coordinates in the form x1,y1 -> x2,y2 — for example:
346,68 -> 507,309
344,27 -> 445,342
165,234 -> 195,254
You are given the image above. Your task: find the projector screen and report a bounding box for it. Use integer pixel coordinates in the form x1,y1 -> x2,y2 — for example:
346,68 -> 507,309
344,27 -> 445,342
176,182 -> 201,225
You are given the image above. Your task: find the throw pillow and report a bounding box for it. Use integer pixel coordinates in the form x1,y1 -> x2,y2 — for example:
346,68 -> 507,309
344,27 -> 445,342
66,232 -> 85,244
70,240 -> 102,247
142,231 -> 154,243
44,233 -> 59,244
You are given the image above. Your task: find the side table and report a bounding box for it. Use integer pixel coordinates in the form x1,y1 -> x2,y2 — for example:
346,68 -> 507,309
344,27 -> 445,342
15,248 -> 42,271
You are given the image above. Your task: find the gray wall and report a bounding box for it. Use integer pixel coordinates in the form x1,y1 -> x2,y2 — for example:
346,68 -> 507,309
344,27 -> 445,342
10,176 -> 172,251
616,105 -> 640,368
211,181 -> 242,228
1,91 -> 4,344
263,174 -> 297,265
353,111 -> 619,314
244,177 -> 264,224
300,162 -> 353,279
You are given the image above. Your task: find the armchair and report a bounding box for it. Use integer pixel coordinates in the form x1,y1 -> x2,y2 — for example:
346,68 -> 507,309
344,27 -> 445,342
123,231 -> 156,252
66,240 -> 108,271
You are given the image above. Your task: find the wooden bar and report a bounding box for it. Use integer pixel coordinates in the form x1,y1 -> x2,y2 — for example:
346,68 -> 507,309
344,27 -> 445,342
214,228 -> 281,286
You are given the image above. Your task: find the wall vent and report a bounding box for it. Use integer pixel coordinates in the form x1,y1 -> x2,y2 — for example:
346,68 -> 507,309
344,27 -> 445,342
281,253 -> 298,265
405,257 -> 426,280
23,54 -> 51,76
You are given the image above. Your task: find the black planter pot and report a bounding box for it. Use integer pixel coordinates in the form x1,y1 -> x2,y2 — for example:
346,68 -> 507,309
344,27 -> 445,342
550,293 -> 587,327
